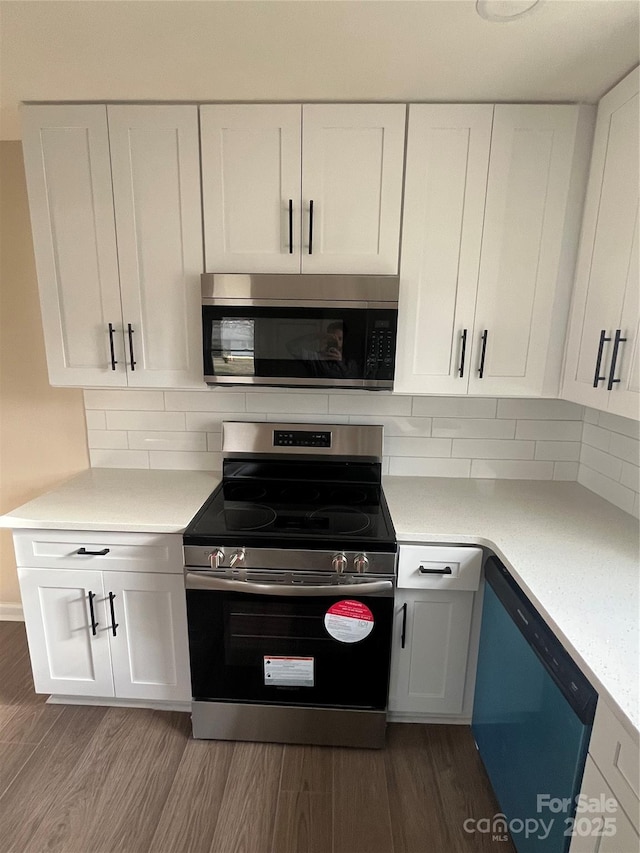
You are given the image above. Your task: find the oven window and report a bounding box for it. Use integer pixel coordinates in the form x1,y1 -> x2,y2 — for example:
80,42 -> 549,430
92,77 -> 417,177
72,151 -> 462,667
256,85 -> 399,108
203,306 -> 393,382
187,589 -> 393,710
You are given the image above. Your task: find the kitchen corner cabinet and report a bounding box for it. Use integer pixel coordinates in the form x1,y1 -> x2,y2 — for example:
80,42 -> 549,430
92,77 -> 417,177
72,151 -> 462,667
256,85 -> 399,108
200,103 -> 406,275
395,103 -> 595,397
21,105 -> 203,388
388,545 -> 482,718
562,67 -> 640,421
569,699 -> 639,853
15,530 -> 191,703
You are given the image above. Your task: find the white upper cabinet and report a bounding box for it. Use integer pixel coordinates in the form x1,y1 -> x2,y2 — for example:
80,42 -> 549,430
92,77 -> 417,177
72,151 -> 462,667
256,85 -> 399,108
107,106 -> 203,388
395,103 -> 594,397
562,67 -> 640,420
200,103 -> 406,275
22,104 -> 204,388
22,105 -> 124,387
394,105 -> 493,394
201,105 -> 302,273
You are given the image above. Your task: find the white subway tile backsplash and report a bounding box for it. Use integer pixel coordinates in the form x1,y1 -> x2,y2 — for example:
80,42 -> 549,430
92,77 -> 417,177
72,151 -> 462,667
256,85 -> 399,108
553,462 -> 579,481
246,393 -> 329,414
86,390 -> 639,517
389,457 -> 471,477
496,399 -> 583,420
452,439 -> 534,459
534,441 -> 581,462
620,461 -> 640,492
577,466 -> 636,515
581,423 -> 611,452
470,460 -> 554,479
597,411 -> 640,440
164,391 -> 246,412
384,437 -> 452,458
329,394 -> 412,416
515,420 -> 583,441
87,430 -> 128,450
84,390 -> 164,410
412,397 -> 498,418
580,444 -> 623,480
433,418 -> 515,439
128,431 -> 207,452
149,451 -> 222,471
85,410 -> 106,430
89,449 -> 150,468
106,411 -> 186,432
609,433 -> 640,465
185,412 -> 266,432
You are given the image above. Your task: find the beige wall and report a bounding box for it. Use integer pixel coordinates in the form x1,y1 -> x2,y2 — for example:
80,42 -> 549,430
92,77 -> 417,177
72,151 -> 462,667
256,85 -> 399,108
0,141 -> 89,606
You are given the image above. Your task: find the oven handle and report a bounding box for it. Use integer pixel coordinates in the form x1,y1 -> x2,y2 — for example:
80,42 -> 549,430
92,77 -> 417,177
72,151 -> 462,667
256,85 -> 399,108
185,573 -> 393,597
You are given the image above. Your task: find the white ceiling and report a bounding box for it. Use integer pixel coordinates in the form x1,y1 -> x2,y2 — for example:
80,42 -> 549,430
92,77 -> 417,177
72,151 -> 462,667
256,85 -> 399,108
0,0 -> 638,140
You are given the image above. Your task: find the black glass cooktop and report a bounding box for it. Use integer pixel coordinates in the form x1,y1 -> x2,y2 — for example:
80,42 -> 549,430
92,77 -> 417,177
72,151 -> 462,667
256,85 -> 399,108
183,459 -> 396,552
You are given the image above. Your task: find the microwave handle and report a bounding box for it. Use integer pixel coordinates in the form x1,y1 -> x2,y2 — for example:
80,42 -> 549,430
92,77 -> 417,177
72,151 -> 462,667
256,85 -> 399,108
185,572 -> 393,597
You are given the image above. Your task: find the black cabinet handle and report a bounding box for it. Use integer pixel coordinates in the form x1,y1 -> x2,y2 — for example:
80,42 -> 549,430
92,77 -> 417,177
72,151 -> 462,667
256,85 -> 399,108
127,324 -> 136,371
478,330 -> 488,378
77,547 -> 110,556
458,329 -> 467,378
288,199 -> 293,254
419,565 -> 453,575
88,590 -> 98,636
400,602 -> 408,649
108,592 -> 118,637
108,323 -> 117,371
593,329 -> 611,388
607,330 -> 627,391
308,200 -> 314,255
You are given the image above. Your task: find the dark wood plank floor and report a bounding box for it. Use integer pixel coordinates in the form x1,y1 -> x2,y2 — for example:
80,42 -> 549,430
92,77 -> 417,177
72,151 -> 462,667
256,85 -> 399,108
0,621 -> 515,853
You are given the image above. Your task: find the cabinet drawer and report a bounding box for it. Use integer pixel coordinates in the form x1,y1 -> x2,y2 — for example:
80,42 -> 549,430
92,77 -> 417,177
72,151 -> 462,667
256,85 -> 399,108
398,545 -> 482,591
589,699 -> 640,833
13,529 -> 183,574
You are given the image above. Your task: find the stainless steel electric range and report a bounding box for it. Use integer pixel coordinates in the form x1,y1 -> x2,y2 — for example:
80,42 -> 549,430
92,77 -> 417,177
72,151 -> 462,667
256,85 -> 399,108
183,421 -> 397,748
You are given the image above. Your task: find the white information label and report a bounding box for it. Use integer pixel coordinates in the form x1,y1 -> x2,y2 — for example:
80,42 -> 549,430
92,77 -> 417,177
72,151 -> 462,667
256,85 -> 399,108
264,656 -> 314,687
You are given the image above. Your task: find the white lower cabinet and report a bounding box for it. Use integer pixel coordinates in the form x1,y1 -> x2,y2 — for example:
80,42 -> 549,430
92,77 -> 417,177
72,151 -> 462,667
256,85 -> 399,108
569,758 -> 639,853
16,532 -> 191,704
388,544 -> 483,720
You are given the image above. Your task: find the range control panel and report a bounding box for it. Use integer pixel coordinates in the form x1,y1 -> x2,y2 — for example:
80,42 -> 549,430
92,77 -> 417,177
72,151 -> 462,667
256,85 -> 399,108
274,430 -> 332,448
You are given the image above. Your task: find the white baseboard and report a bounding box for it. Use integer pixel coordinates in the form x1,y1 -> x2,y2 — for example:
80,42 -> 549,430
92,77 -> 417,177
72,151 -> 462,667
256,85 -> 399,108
46,695 -> 191,713
0,602 -> 24,621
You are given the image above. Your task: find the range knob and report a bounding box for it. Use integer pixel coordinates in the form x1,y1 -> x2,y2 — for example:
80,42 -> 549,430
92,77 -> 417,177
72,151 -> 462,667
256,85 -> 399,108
354,553 -> 369,574
208,548 -> 224,570
332,552 -> 348,574
230,548 -> 246,568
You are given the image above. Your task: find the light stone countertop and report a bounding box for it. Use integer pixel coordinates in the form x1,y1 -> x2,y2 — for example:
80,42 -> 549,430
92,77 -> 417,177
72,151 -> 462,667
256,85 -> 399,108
382,476 -> 639,737
2,469 -> 638,735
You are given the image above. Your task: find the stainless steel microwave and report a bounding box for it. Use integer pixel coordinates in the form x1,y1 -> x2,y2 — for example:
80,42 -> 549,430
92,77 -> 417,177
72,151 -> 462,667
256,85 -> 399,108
201,274 -> 399,390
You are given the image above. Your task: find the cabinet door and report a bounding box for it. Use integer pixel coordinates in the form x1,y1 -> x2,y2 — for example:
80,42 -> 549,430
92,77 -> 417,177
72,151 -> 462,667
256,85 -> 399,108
21,105 -> 125,386
468,105 -> 583,396
17,568 -> 114,697
201,105 -> 302,273
563,69 -> 639,414
609,219 -> 640,419
301,104 -> 406,275
568,756 -> 640,853
394,105 -> 493,394
108,106 -> 203,388
104,572 -> 191,702
388,589 -> 474,716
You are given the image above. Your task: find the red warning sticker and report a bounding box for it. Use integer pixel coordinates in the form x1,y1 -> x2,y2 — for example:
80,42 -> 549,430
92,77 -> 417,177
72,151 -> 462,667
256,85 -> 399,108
324,599 -> 374,644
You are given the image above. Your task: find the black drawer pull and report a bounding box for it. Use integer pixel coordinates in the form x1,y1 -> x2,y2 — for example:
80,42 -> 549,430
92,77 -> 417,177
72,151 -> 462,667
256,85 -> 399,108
607,329 -> 627,391
418,565 -> 452,575
308,200 -> 314,255
458,329 -> 468,378
593,329 -> 611,387
478,330 -> 488,378
88,590 -> 98,636
108,323 -> 117,371
77,547 -> 110,556
288,199 -> 294,254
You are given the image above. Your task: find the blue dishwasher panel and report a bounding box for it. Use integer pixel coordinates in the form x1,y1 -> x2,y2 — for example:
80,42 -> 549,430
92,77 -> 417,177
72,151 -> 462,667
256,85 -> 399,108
472,559 -> 596,853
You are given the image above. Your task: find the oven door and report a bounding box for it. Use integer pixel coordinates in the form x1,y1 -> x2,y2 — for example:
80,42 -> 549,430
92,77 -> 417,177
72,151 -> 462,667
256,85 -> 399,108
202,304 -> 396,388
185,574 -> 394,710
